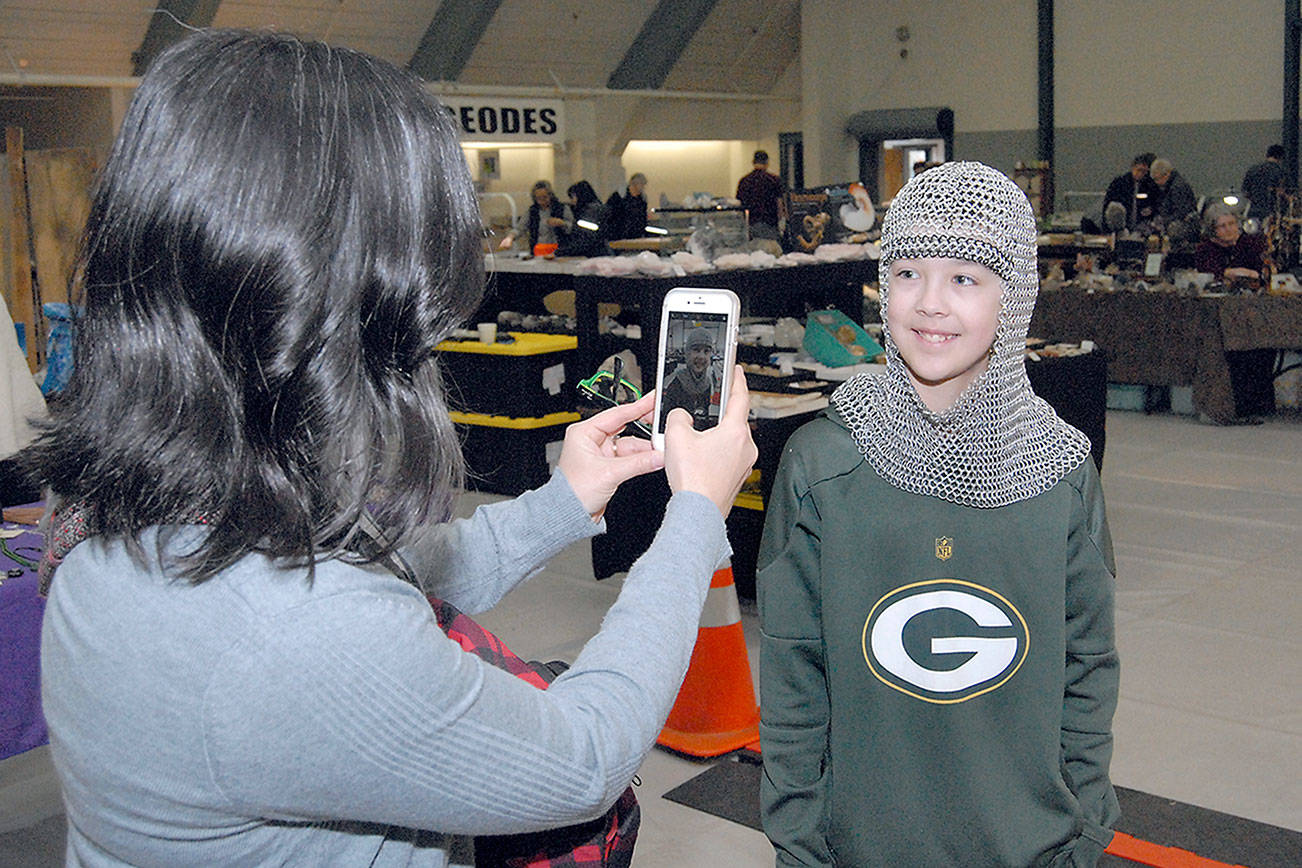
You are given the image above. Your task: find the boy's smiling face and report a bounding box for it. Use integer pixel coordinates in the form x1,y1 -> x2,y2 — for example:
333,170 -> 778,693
686,340 -> 712,373
885,257 -> 1003,413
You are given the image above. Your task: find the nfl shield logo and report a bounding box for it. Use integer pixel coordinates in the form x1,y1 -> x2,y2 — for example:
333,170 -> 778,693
935,537 -> 953,560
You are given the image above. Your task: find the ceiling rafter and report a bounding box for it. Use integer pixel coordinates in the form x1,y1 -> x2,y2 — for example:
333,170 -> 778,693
607,0 -> 718,91
408,0 -> 504,82
131,0 -> 222,76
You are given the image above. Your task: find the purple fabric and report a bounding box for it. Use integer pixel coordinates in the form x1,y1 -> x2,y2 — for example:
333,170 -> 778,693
0,525 -> 47,760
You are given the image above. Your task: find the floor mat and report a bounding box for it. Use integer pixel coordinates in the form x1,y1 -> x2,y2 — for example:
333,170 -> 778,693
661,758 -> 1301,867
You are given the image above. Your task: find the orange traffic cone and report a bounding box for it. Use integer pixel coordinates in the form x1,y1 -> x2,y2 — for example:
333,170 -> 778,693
657,561 -> 761,757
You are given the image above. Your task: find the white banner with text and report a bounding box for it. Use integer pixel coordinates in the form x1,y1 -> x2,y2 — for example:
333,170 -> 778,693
438,97 -> 565,142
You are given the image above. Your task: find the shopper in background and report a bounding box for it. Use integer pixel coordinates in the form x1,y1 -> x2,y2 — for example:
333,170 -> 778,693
606,172 -> 649,240
567,179 -> 602,217
1196,202 -> 1268,285
26,28 -> 757,867
1241,144 -> 1286,221
1148,157 -> 1199,241
758,161 -> 1119,867
1101,152 -> 1158,231
499,179 -> 572,253
736,149 -> 787,240
557,179 -> 612,257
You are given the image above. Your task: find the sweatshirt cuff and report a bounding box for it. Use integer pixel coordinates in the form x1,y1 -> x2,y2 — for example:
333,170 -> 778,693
534,467 -> 608,543
659,490 -> 732,573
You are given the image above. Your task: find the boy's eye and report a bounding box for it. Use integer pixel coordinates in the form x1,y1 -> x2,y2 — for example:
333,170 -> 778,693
894,267 -> 917,279
954,273 -> 976,285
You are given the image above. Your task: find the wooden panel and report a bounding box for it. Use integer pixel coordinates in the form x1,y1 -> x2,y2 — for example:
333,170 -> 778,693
4,127 -> 38,372
0,1 -> 151,78
26,148 -> 96,307
0,154 -> 12,321
881,147 -> 904,202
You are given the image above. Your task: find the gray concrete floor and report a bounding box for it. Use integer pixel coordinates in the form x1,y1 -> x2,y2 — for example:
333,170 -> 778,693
3,408 -> 1299,866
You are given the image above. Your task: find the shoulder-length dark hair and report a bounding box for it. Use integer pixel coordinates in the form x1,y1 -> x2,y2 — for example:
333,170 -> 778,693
23,29 -> 484,581
567,181 -> 600,213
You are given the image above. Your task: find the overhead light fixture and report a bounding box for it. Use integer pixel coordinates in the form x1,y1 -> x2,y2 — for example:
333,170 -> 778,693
645,225 -> 669,235
576,218 -> 599,231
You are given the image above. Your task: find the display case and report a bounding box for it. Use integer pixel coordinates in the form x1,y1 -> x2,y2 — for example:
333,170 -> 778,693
653,206 -> 750,248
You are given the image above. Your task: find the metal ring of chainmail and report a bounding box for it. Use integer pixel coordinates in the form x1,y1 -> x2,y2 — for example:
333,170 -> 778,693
831,160 -> 1091,508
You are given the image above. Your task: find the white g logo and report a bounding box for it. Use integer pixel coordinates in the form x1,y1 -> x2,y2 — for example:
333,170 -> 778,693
862,580 -> 1029,704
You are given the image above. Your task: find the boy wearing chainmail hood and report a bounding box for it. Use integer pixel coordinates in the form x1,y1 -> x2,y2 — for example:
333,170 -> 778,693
662,326 -> 722,430
757,162 -> 1120,867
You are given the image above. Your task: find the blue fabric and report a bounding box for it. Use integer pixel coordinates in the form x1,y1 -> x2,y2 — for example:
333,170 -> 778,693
41,303 -> 75,396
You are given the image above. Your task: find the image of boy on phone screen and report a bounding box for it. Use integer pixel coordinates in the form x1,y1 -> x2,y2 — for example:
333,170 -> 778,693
660,325 -> 723,430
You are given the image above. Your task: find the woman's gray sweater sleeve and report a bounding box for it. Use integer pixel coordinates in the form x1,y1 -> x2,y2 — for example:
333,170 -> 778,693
203,491 -> 731,836
399,470 -> 601,613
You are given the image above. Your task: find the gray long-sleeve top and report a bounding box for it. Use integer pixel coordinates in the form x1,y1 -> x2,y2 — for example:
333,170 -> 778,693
40,471 -> 729,866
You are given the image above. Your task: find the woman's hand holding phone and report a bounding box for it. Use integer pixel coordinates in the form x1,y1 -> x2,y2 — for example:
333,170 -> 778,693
663,365 -> 757,518
557,391 -> 664,521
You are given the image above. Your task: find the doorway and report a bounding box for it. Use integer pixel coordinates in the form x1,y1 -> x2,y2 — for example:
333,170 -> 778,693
880,137 -> 945,202
848,106 -> 953,203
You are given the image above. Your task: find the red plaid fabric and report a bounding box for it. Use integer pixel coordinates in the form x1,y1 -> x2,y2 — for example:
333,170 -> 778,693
428,596 -> 552,690
427,596 -> 640,868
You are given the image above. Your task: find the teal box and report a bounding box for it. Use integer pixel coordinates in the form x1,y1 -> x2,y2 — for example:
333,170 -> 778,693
802,309 -> 882,367
1105,383 -> 1147,412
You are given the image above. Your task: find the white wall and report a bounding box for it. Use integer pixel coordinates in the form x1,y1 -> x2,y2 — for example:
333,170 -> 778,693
801,0 -> 1037,185
621,140 -> 768,205
463,144 -> 555,192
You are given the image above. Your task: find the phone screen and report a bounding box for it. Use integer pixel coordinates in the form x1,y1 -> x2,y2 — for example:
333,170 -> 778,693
657,309 -> 730,433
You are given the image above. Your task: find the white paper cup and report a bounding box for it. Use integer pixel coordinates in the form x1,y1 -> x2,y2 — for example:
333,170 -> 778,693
477,323 -> 497,344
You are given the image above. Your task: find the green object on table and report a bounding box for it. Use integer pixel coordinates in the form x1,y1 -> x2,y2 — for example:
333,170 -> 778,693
0,537 -> 39,570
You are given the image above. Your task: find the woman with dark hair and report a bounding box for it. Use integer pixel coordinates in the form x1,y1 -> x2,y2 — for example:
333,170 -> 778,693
568,179 -> 601,214
24,29 -> 756,867
557,180 -> 613,257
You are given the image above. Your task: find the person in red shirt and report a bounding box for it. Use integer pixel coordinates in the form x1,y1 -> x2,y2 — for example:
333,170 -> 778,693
736,150 -> 787,240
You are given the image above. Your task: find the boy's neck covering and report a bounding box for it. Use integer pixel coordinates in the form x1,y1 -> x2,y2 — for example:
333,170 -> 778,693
830,161 -> 1091,508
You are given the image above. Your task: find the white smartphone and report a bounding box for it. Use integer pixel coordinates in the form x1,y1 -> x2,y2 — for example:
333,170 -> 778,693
651,287 -> 741,450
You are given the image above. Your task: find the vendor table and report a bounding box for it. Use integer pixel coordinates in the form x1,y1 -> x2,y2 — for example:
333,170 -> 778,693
1029,288 -> 1302,423
1,521 -> 46,762
483,257 -> 878,381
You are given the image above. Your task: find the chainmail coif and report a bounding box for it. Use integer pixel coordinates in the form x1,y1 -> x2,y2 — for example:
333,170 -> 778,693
831,161 -> 1091,508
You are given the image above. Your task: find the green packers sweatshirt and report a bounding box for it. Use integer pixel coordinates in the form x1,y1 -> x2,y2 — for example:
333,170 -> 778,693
757,411 -> 1120,867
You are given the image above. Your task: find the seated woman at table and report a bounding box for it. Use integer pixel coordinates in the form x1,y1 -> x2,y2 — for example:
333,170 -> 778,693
22,29 -> 757,867
1195,202 -> 1268,288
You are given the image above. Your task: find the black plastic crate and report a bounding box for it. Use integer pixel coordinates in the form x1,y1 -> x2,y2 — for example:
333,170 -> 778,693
453,411 -> 579,496
440,332 -> 579,418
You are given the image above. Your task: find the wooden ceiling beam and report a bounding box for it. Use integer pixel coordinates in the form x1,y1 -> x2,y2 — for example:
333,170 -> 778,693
607,0 -> 718,91
408,0 -> 504,82
131,0 -> 222,76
